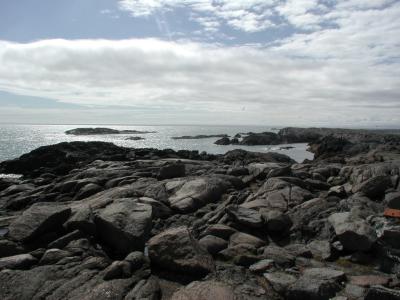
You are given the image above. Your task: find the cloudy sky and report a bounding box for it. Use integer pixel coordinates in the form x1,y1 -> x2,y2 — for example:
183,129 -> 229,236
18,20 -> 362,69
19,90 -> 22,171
0,0 -> 399,126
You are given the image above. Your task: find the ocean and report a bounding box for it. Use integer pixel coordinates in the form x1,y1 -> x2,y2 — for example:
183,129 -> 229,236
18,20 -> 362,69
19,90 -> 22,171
0,124 -> 313,163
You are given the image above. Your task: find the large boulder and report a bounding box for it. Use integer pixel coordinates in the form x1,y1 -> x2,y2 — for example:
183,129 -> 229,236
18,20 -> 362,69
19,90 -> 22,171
352,175 -> 392,199
95,199 -> 152,255
328,212 -> 377,252
168,177 -> 230,213
8,202 -> 71,242
147,227 -> 214,278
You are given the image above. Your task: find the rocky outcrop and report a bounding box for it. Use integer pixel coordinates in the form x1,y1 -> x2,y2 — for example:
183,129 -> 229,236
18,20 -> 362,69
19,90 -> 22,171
172,134 -> 228,140
65,128 -> 156,135
0,132 -> 399,299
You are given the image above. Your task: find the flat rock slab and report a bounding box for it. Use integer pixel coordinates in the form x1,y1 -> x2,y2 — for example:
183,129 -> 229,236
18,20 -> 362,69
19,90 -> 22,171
8,202 -> 71,242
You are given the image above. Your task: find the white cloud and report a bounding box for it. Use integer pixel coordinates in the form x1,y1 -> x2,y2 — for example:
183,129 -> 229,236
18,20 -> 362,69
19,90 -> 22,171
118,0 -> 277,32
0,36 -> 399,126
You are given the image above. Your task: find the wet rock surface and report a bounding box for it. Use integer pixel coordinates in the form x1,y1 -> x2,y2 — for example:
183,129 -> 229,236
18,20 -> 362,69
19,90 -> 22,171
0,128 -> 399,299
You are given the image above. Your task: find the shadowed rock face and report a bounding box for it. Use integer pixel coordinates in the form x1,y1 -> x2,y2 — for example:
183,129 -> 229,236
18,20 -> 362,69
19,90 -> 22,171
0,128 -> 399,299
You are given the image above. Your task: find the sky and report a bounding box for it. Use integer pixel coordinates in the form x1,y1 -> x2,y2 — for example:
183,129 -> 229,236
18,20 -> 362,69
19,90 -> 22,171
0,0 -> 399,127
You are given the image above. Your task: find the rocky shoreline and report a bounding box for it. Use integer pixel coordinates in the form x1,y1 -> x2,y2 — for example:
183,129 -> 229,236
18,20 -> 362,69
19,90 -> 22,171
0,128 -> 400,299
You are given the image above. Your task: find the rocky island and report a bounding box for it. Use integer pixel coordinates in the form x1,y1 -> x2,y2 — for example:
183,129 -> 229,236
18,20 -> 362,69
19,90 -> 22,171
0,128 -> 400,299
65,128 -> 156,135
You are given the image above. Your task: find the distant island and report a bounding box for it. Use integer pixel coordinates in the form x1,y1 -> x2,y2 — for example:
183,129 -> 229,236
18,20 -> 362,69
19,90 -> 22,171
65,127 -> 156,135
171,134 -> 228,140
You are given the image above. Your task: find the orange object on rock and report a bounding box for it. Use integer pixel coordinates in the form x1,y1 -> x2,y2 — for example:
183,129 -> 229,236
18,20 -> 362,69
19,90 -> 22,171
384,208 -> 400,218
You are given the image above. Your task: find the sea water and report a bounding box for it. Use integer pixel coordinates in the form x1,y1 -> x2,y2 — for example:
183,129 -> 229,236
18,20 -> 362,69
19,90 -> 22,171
0,124 -> 314,163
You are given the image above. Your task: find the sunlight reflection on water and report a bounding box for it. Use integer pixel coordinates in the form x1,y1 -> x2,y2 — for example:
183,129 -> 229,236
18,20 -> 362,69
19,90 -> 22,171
0,124 -> 313,163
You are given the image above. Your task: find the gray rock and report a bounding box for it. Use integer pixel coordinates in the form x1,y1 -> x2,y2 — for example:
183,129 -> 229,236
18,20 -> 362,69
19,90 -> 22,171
103,260 -> 132,280
147,226 -> 214,277
249,259 -> 275,273
0,253 -> 37,270
229,232 -> 266,248
262,246 -> 295,268
8,202 -> 71,242
287,268 -> 346,300
264,271 -> 297,294
168,177 -> 229,213
95,199 -> 152,255
124,277 -> 161,300
328,212 -> 377,252
171,280 -> 236,300
226,205 -> 264,228
308,240 -> 332,261
137,197 -> 172,219
199,235 -> 228,255
39,248 -> 72,265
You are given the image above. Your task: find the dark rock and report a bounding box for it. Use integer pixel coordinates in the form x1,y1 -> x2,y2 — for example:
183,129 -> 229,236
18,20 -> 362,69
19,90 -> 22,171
95,199 -> 152,255
202,224 -> 237,240
215,137 -> 231,145
103,260 -> 132,280
0,141 -> 131,176
240,132 -> 280,145
0,239 -> 23,258
158,162 -> 186,180
172,134 -> 228,140
74,183 -> 102,200
365,285 -> 400,300
199,235 -> 228,255
385,191 -> 400,209
147,226 -> 214,278
64,205 -> 96,235
353,175 -> 392,199
263,210 -> 292,233
65,127 -> 156,135
8,202 -> 71,242
48,230 -> 85,249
